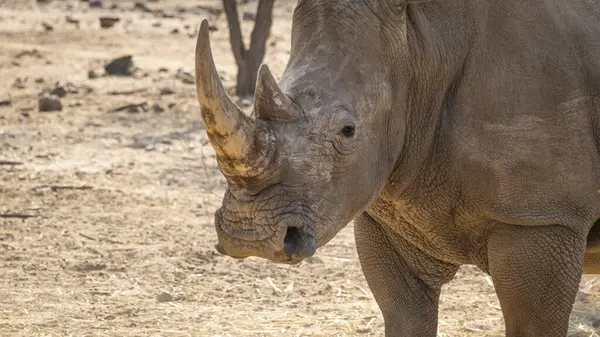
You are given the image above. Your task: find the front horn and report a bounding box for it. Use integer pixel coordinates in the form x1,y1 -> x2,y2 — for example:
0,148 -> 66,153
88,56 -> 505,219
195,20 -> 273,181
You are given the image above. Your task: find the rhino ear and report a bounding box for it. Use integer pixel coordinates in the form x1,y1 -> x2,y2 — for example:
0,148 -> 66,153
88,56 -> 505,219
254,64 -> 301,122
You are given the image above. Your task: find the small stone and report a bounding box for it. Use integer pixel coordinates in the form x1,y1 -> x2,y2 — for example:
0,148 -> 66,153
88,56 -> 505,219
49,85 -> 67,98
152,103 -> 164,113
88,70 -> 99,79
12,77 -> 26,89
65,16 -> 80,25
156,292 -> 173,302
38,93 -> 63,112
170,28 -> 179,34
158,87 -> 174,95
242,12 -> 255,21
42,22 -> 53,31
133,1 -> 152,12
99,16 -> 120,28
104,55 -> 133,76
88,0 -> 102,8
0,100 -> 11,107
175,68 -> 194,84
208,25 -> 218,32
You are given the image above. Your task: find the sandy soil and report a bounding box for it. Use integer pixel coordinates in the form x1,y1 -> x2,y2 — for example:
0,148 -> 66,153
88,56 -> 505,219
0,1 -> 598,336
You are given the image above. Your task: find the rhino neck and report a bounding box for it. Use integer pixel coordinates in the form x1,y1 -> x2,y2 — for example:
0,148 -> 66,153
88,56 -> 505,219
383,1 -> 475,201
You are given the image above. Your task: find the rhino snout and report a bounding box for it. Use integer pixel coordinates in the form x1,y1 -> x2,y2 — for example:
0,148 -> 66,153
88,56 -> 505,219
214,216 -> 316,264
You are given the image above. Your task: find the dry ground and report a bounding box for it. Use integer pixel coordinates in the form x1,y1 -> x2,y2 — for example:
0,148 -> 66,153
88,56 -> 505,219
0,1 -> 598,336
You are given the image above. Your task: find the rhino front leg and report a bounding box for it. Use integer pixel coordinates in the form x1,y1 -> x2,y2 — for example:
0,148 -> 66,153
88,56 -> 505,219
487,223 -> 587,337
354,213 -> 459,337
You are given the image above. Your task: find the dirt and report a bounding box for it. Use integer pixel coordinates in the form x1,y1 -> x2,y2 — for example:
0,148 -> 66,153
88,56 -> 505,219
0,1 -> 598,336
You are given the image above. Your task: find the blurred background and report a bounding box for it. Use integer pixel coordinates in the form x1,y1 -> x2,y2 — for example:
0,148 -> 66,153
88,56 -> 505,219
0,0 -> 598,336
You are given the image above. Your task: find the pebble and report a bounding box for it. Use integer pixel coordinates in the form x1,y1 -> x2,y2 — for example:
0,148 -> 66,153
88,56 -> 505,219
99,16 -> 120,29
156,292 -> 174,302
38,93 -> 63,112
104,55 -> 133,76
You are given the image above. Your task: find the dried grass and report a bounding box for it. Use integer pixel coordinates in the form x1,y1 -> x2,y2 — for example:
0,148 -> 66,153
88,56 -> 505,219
0,1 -> 599,336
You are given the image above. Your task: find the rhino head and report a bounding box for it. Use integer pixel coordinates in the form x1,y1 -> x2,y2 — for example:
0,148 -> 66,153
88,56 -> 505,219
195,1 -> 407,264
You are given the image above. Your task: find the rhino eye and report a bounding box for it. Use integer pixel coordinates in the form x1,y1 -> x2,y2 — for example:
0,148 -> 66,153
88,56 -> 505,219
340,125 -> 355,138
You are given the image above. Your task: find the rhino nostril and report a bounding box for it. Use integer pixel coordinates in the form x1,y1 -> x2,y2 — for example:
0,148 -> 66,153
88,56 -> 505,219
284,226 -> 301,251
283,226 -> 315,259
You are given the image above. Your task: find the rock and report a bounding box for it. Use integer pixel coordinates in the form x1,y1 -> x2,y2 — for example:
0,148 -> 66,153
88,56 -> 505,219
42,22 -> 53,31
209,25 -> 218,32
0,100 -> 11,107
133,1 -> 152,13
99,16 -> 120,28
242,12 -> 255,21
104,55 -> 133,76
49,85 -> 67,98
175,68 -> 194,84
158,87 -> 174,95
38,93 -> 63,112
156,292 -> 173,302
88,0 -> 102,8
88,70 -> 99,79
12,77 -> 26,89
152,103 -> 164,113
170,28 -> 179,34
65,16 -> 80,26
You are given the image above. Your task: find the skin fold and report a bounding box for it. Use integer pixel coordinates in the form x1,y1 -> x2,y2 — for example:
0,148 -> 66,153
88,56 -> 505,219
194,0 -> 600,336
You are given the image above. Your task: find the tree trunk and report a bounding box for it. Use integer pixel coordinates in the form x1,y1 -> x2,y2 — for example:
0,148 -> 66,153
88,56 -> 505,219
222,0 -> 275,97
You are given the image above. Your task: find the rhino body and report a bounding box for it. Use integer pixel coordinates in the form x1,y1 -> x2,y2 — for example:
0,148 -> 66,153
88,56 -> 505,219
194,0 -> 600,336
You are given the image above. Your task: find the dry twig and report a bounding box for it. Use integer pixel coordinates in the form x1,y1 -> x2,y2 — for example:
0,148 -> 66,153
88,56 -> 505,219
0,213 -> 37,219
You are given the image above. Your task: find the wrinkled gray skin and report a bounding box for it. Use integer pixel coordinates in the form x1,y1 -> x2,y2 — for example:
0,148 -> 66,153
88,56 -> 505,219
194,0 -> 600,336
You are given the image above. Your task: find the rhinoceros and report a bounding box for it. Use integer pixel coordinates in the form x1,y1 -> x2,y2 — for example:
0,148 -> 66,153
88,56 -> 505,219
193,0 -> 600,335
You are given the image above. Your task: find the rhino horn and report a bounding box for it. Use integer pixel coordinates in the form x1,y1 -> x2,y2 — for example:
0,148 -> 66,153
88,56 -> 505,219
254,64 -> 301,122
195,20 -> 273,180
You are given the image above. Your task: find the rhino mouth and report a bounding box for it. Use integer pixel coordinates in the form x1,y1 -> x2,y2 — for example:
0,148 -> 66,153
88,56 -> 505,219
214,220 -> 317,265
